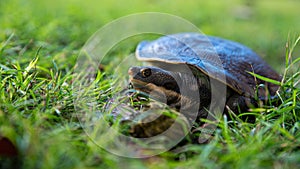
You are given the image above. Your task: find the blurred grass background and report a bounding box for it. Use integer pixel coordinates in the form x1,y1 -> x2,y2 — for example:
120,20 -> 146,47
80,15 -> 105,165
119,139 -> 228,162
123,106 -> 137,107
0,0 -> 299,168
1,0 -> 299,71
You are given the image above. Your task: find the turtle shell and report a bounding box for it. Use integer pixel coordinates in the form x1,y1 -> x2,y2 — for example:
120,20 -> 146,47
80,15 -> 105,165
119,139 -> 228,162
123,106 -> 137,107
135,33 -> 281,99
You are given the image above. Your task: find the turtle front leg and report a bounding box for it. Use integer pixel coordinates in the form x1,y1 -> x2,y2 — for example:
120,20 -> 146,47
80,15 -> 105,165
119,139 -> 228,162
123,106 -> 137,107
225,94 -> 256,122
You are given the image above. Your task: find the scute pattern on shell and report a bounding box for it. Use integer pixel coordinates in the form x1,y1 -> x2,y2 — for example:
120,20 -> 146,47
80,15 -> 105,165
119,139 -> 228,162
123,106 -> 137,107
136,33 -> 281,99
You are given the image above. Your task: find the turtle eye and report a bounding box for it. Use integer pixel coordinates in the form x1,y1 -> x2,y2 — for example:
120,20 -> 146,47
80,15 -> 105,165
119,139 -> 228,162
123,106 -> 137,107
141,68 -> 152,78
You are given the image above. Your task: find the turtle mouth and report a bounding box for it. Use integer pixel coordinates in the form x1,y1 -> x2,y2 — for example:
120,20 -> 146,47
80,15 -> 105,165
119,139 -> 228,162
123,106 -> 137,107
129,78 -> 149,90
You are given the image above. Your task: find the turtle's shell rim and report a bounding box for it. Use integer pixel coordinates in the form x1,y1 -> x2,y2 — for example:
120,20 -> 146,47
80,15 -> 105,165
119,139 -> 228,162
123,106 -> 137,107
135,33 -> 281,99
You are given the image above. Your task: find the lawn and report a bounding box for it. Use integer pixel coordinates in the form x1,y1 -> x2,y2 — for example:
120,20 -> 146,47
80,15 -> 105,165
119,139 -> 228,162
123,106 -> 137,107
0,0 -> 299,168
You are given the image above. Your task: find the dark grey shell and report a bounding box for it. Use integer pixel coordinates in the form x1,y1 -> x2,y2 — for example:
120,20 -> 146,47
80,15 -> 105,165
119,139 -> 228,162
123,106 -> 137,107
135,33 -> 281,99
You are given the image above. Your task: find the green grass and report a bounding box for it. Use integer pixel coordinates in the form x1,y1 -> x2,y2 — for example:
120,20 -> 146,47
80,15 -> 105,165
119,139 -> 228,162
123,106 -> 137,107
0,0 -> 299,168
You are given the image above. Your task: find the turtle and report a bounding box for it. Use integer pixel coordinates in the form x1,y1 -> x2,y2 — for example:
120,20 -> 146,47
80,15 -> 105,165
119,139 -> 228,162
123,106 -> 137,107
128,33 -> 282,122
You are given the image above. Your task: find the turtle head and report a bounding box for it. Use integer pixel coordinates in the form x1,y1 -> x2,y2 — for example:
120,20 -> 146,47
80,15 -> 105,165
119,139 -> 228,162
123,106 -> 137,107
128,66 -> 180,94
128,66 -> 211,117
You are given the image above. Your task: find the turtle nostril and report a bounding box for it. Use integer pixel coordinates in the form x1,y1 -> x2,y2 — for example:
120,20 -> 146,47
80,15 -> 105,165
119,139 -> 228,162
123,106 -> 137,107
128,67 -> 139,76
141,68 -> 152,78
128,67 -> 134,75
